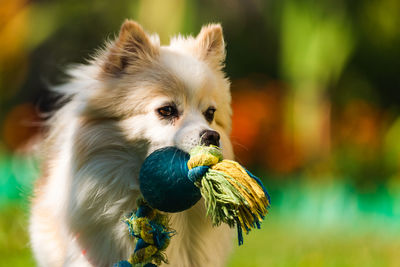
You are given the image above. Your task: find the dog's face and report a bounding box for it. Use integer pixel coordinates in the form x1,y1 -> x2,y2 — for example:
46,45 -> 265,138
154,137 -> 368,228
80,20 -> 232,157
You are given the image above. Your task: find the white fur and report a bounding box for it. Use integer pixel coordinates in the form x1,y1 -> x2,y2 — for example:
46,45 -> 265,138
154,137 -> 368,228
30,21 -> 234,267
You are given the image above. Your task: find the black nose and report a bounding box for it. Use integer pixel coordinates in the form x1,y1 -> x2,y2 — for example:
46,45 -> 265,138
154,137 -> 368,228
200,130 -> 220,147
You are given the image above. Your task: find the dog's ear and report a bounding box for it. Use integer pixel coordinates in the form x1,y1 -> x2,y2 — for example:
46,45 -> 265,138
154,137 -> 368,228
196,24 -> 225,68
102,20 -> 158,76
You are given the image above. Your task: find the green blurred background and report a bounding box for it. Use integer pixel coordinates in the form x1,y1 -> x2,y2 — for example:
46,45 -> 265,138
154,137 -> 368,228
1,0 -> 400,266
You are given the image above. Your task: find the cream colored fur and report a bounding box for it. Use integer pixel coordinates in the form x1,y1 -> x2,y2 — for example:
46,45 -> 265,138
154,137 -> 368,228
30,20 -> 234,267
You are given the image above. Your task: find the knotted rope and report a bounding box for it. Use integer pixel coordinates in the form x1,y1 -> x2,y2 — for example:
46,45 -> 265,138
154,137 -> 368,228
114,199 -> 174,267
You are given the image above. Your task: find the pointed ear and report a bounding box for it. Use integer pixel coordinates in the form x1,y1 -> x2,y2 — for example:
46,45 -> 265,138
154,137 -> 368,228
102,20 -> 158,76
196,24 -> 226,68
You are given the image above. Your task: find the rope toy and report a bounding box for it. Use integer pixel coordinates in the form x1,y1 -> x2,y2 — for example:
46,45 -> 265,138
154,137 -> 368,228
116,145 -> 270,266
115,198 -> 175,267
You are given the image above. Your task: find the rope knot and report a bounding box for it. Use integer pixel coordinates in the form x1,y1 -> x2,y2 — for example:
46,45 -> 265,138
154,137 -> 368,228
120,198 -> 174,267
187,145 -> 223,183
187,145 -> 223,168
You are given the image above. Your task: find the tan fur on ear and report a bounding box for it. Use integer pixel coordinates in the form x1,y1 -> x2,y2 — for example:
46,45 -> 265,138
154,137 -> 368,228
102,20 -> 158,75
196,24 -> 225,68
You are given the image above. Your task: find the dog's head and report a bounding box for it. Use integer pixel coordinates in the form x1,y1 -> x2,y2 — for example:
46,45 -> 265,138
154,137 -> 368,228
70,20 -> 232,160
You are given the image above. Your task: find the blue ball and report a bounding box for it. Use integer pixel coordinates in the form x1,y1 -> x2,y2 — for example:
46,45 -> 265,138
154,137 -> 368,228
139,147 -> 202,212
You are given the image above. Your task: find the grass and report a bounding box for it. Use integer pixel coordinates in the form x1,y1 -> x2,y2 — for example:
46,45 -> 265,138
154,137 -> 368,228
228,218 -> 400,267
2,153 -> 400,266
2,203 -> 400,267
0,204 -> 35,266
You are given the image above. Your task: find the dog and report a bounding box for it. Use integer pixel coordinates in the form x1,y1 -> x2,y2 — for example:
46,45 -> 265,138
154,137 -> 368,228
29,20 -> 234,267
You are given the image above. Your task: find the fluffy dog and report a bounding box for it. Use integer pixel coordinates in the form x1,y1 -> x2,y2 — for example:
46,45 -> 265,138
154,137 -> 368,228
29,20 -> 234,267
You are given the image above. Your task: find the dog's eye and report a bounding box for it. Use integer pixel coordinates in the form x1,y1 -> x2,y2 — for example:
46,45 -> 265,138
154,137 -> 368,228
204,107 -> 216,123
157,105 -> 178,118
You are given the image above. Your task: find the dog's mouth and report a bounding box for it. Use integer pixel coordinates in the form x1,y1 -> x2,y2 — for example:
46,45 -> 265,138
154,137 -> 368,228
143,128 -> 221,159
